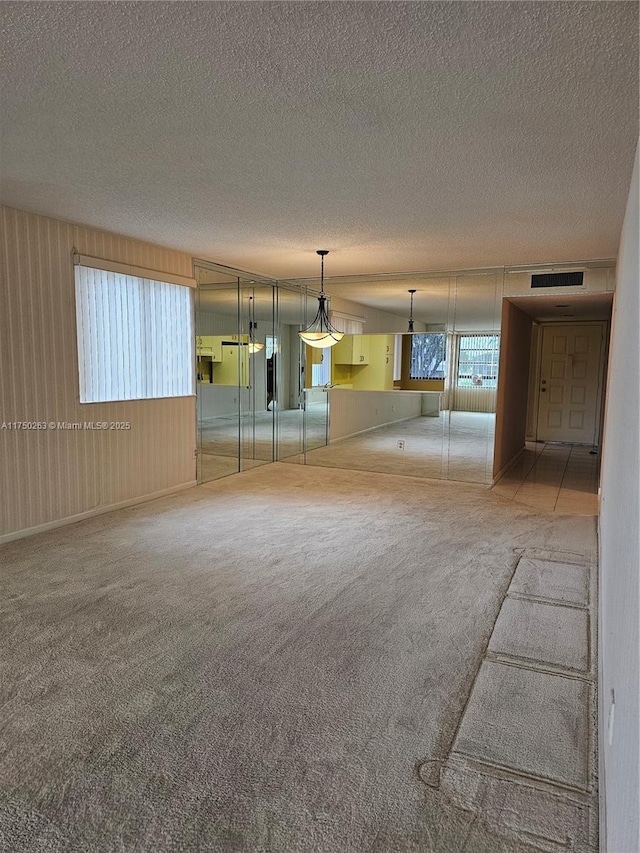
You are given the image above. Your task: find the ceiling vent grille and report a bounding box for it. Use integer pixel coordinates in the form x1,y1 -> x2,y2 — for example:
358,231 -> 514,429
531,271 -> 584,288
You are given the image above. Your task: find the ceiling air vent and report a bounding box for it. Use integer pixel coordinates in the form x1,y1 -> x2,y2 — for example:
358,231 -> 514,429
531,271 -> 584,289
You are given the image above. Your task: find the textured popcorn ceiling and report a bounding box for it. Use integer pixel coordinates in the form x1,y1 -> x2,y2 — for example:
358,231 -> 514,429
1,1 -> 638,288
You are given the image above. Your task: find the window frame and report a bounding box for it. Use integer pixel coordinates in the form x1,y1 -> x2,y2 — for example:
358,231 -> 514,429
74,260 -> 196,404
409,332 -> 447,381
455,333 -> 500,389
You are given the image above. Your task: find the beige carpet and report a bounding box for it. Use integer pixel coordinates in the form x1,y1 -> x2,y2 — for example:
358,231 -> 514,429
291,411 -> 495,484
0,463 -> 597,852
198,404 -> 329,483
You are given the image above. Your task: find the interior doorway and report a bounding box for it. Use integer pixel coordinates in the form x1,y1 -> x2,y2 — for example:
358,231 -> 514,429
494,293 -> 613,482
536,322 -> 607,445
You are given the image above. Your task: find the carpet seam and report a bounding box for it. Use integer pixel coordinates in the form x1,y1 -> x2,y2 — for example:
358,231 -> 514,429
428,549 -> 525,779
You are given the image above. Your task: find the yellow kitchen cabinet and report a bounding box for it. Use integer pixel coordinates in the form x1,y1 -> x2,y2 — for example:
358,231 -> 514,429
333,335 -> 370,365
196,335 -> 223,362
351,335 -> 394,390
306,345 -> 325,365
214,343 -> 249,386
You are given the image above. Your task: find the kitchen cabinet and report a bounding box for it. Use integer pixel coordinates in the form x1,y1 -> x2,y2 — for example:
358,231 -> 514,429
196,336 -> 223,362
333,335 -> 370,365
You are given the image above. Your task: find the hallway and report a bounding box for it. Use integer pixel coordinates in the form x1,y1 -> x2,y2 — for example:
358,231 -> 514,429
493,443 -> 600,515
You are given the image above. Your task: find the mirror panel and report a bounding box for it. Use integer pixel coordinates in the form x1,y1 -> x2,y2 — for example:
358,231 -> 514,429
238,279 -> 279,468
194,262 -> 503,487
194,269 -> 243,483
289,269 -> 502,485
195,263 -> 331,479
444,272 -> 502,484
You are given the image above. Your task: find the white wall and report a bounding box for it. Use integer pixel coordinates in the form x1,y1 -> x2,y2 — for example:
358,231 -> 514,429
197,385 -> 250,420
328,389 -> 424,441
275,323 -> 293,411
598,144 -> 639,853
0,206 -> 197,541
326,293 -> 426,334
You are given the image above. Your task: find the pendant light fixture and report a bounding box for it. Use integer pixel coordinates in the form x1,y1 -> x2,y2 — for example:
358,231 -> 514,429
407,289 -> 416,333
248,322 -> 264,353
247,296 -> 264,353
298,250 -> 344,349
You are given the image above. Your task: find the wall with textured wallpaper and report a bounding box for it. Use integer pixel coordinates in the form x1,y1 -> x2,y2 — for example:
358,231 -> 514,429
0,205 -> 197,541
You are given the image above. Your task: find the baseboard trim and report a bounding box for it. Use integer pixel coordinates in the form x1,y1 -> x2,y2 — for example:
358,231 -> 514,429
492,446 -> 526,485
0,481 -> 198,545
330,413 -> 428,444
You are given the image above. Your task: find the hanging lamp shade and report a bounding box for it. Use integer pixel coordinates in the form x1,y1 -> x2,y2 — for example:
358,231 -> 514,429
298,250 -> 344,349
248,322 -> 264,354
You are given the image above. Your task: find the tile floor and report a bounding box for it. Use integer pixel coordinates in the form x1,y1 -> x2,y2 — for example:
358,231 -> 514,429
492,442 -> 600,515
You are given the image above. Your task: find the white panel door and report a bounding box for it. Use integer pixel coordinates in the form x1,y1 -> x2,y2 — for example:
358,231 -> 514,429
537,323 -> 605,443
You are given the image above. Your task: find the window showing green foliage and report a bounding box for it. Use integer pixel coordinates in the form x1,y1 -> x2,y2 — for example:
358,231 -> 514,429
410,334 -> 446,380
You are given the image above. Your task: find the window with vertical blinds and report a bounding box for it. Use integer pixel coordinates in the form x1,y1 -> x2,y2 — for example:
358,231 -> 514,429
456,334 -> 500,388
74,265 -> 194,403
328,310 -> 365,335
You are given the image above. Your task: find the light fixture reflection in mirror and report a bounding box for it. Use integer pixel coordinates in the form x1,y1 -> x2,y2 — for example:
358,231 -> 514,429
248,296 -> 264,353
407,289 -> 416,333
294,331 -> 495,485
248,329 -> 264,354
299,250 -> 344,349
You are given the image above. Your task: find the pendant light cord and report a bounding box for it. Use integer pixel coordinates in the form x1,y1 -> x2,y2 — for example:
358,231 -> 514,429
317,249 -> 329,297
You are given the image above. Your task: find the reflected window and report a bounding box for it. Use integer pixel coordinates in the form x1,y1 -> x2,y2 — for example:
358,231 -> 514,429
266,335 -> 278,358
311,353 -> 331,386
456,334 -> 500,388
410,333 -> 446,380
393,335 -> 403,381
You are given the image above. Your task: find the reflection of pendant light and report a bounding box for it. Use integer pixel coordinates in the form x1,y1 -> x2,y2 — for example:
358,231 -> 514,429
248,296 -> 264,353
407,289 -> 416,333
248,325 -> 264,353
298,250 -> 344,349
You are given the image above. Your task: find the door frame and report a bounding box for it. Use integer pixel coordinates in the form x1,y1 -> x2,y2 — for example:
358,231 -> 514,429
533,320 -> 609,447
494,295 -> 613,483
